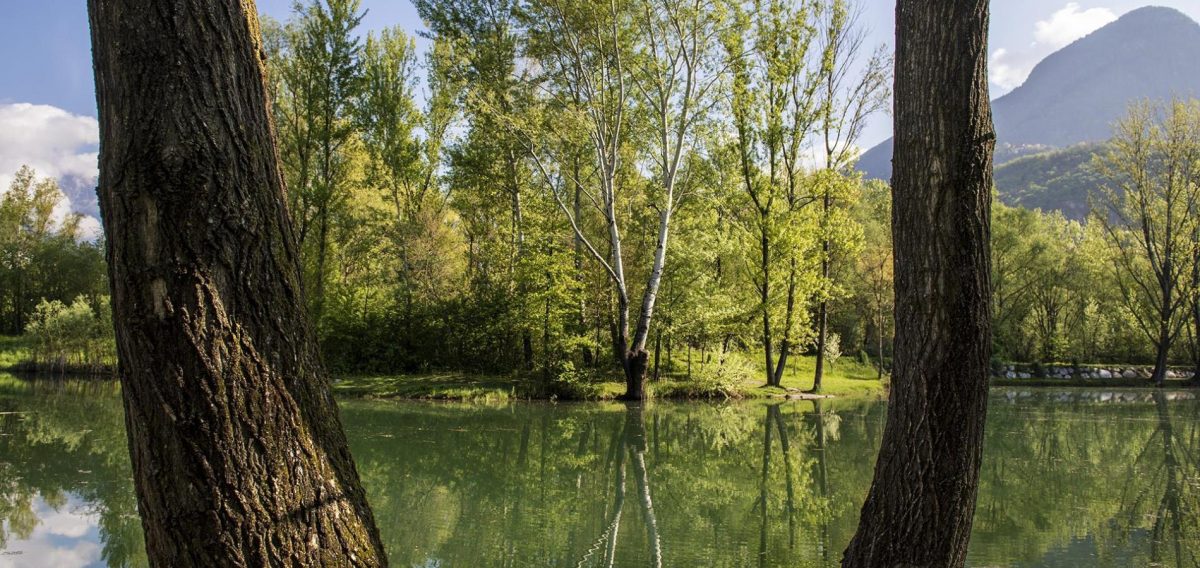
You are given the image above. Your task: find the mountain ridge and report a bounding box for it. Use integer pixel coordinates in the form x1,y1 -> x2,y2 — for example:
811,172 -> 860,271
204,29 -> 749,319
857,6 -> 1200,182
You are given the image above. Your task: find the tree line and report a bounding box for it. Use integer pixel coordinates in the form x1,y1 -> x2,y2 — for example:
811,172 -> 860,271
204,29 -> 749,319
256,0 -> 1200,393
257,0 -> 892,398
8,0 -> 1199,391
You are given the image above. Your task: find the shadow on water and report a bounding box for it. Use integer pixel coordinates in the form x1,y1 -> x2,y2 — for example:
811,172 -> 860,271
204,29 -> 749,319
7,378 -> 1200,566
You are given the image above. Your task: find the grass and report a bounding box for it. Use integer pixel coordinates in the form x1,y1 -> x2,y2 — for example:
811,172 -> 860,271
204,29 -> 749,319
332,372 -> 525,403
0,336 -> 32,370
4,329 -> 887,400
333,351 -> 889,402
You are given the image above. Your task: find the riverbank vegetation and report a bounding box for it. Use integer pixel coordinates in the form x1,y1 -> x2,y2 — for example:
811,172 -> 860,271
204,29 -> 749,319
4,0 -> 1198,395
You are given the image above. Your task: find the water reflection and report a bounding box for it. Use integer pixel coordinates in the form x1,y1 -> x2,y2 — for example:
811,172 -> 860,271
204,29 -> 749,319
4,377 -> 1200,567
0,377 -> 146,567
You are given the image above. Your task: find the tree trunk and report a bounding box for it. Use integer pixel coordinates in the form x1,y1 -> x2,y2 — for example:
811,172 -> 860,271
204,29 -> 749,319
841,1 -> 994,566
772,261 -> 798,387
1153,327 -> 1171,386
666,334 -> 673,373
88,2 -> 387,566
623,349 -> 649,401
812,299 -> 827,392
653,330 -> 662,381
624,209 -> 672,400
813,192 -> 831,392
687,342 -> 692,380
313,208 -> 329,324
761,228 -> 775,387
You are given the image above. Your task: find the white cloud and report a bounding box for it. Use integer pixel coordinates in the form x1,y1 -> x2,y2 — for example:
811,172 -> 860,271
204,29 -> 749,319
989,48 -> 1033,91
989,3 -> 1116,93
0,103 -> 98,191
0,495 -> 103,568
77,216 -> 104,241
0,103 -> 102,240
1034,3 -> 1117,49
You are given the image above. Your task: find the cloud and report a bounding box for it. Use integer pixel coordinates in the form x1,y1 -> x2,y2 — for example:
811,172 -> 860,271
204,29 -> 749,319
1034,3 -> 1117,49
989,3 -> 1116,93
0,495 -> 103,568
989,48 -> 1035,92
0,102 -> 102,240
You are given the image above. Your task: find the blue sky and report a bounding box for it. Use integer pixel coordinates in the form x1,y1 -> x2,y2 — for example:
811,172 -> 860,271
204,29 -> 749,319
2,1 -> 1200,230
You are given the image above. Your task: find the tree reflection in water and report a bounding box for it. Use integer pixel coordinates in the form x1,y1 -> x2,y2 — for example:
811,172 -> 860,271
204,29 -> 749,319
9,381 -> 1200,567
0,377 -> 146,567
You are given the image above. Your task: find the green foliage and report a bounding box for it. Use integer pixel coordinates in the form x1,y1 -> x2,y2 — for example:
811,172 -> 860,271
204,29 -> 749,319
994,143 -> 1107,221
0,336 -> 31,370
1090,100 -> 1200,372
0,167 -> 107,336
689,352 -> 756,398
24,296 -> 115,373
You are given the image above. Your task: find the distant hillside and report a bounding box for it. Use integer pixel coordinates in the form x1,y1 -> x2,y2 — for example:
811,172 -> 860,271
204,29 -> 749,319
994,144 -> 1106,220
858,6 -> 1200,181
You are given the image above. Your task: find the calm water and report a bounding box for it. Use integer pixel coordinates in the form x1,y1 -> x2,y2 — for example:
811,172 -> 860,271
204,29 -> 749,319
2,376 -> 1199,567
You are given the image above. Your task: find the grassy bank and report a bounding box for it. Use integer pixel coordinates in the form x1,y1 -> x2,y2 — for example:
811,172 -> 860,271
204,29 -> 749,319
332,352 -> 888,402
0,335 -> 115,376
3,332 -> 885,400
0,335 -> 31,370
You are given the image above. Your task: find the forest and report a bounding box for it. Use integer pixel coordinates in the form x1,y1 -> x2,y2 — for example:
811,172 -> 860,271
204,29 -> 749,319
5,0 -> 1197,394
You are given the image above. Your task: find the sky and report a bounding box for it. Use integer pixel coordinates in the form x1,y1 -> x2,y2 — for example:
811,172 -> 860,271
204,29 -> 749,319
2,1 -> 1200,233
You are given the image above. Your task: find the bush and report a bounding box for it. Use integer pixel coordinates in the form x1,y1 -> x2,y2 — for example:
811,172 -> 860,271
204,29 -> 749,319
824,333 -> 842,370
24,296 -> 115,373
545,360 -> 604,400
670,352 -> 754,399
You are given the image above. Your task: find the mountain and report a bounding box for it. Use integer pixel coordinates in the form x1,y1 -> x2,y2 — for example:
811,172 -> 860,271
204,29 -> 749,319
992,143 -> 1105,220
857,6 -> 1200,182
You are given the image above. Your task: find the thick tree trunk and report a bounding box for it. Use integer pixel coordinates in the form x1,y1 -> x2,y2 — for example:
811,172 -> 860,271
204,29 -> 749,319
89,2 -> 387,566
1152,277 -> 1174,386
842,1 -> 994,566
623,349 -> 649,401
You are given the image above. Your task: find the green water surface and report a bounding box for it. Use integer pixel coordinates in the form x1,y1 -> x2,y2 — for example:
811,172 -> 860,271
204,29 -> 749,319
1,375 -> 1197,567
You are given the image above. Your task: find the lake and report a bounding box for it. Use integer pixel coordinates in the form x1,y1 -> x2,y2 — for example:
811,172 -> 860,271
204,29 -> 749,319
1,375 -> 1198,567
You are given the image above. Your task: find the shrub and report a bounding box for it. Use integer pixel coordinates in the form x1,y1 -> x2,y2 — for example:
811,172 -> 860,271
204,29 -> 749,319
24,295 -> 115,373
545,360 -> 604,400
824,332 -> 842,370
672,352 -> 753,399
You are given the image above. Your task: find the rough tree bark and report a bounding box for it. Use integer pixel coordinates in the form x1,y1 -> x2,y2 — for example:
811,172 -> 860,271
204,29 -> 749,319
88,1 -> 387,565
841,1 -> 994,566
